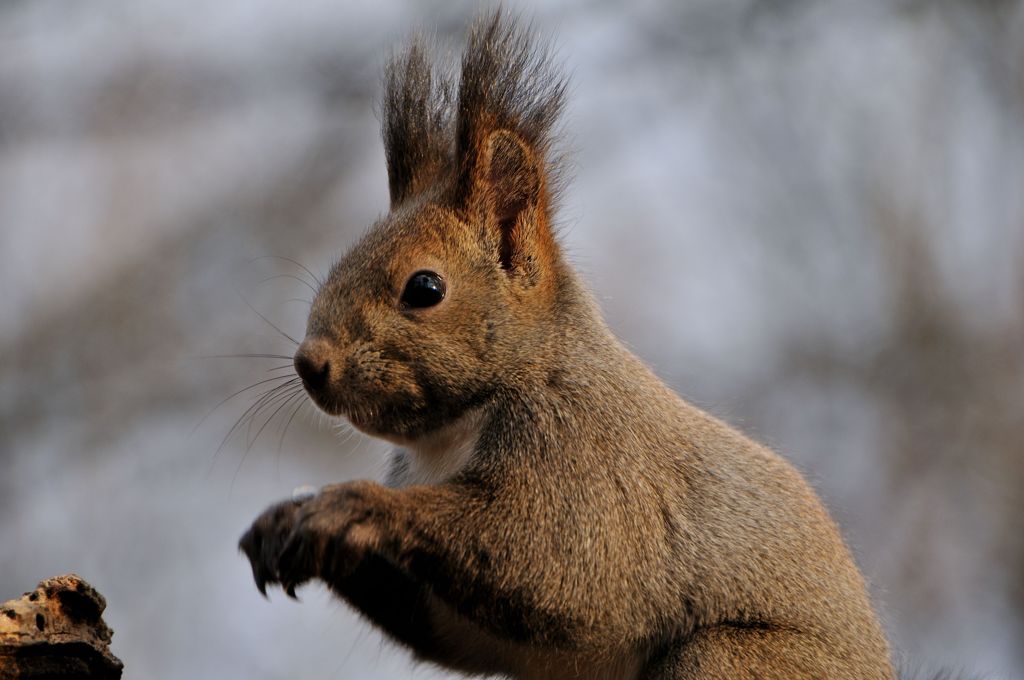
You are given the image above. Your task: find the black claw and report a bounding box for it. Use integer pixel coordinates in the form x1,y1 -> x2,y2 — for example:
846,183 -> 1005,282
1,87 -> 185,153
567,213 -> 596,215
240,497 -> 313,602
254,564 -> 271,595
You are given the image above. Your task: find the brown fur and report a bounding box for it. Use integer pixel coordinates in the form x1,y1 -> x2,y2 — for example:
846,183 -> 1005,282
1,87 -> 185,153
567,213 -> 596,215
239,10 -> 894,679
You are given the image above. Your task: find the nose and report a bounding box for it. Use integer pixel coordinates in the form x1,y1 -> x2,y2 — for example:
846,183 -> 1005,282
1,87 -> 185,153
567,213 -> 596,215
294,338 -> 332,393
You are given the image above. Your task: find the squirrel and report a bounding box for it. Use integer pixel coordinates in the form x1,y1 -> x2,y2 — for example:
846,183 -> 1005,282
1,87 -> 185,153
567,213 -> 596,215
239,11 -> 894,679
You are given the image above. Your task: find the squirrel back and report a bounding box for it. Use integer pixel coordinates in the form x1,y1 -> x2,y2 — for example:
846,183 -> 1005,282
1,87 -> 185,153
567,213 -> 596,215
241,11 -> 894,678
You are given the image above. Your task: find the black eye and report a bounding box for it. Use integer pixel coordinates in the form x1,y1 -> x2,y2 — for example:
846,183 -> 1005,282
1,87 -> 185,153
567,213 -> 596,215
401,271 -> 446,309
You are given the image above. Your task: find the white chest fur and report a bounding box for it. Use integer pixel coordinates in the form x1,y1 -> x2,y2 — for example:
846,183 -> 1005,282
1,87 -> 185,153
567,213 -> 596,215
384,409 -> 484,487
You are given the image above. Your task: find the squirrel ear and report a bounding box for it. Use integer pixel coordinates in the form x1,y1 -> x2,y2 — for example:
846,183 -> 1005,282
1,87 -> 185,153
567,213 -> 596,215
478,130 -> 552,273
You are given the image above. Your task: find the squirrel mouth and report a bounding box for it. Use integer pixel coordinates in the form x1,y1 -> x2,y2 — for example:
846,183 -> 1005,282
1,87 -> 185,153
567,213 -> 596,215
299,384 -> 346,419
297,377 -> 393,437
328,397 -> 428,442
303,388 -> 378,434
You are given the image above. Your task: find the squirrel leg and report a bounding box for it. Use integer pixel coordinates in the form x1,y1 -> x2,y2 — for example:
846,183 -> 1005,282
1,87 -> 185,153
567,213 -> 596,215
240,481 -> 484,669
240,480 -> 598,668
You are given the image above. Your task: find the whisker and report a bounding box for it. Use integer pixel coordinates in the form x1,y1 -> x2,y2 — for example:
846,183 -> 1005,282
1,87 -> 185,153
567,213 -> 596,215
249,254 -> 324,288
257,273 -> 318,296
239,293 -> 301,346
198,353 -> 294,360
210,377 -> 302,473
239,381 -> 302,447
336,420 -> 359,448
277,393 -> 308,454
211,386 -> 280,468
243,378 -> 303,444
190,374 -> 296,437
246,387 -> 305,450
275,392 -> 309,477
232,386 -> 306,491
212,389 -> 295,481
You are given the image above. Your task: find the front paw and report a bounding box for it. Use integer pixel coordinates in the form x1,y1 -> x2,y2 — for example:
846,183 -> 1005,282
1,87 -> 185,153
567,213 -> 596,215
238,495 -> 312,598
239,481 -> 389,599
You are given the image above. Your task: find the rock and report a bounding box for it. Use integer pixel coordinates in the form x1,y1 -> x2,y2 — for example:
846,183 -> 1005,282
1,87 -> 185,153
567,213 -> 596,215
0,574 -> 123,678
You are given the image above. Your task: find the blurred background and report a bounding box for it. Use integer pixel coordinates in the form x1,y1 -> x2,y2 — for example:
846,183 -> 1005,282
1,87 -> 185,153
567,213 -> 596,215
2,0 -> 1022,677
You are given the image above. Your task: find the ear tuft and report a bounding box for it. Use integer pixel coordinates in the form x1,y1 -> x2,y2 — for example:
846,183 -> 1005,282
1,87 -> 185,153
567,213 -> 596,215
382,38 -> 453,207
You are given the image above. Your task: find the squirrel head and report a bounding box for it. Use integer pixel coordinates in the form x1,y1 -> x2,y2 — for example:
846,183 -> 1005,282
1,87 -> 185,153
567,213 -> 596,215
293,12 -> 571,442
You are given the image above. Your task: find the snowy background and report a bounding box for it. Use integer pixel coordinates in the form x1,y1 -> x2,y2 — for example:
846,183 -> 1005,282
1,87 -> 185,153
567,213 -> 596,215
2,1 -> 1022,677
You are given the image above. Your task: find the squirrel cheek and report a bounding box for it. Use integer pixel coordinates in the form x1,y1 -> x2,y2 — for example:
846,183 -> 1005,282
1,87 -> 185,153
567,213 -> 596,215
382,368 -> 427,406
350,355 -> 424,406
